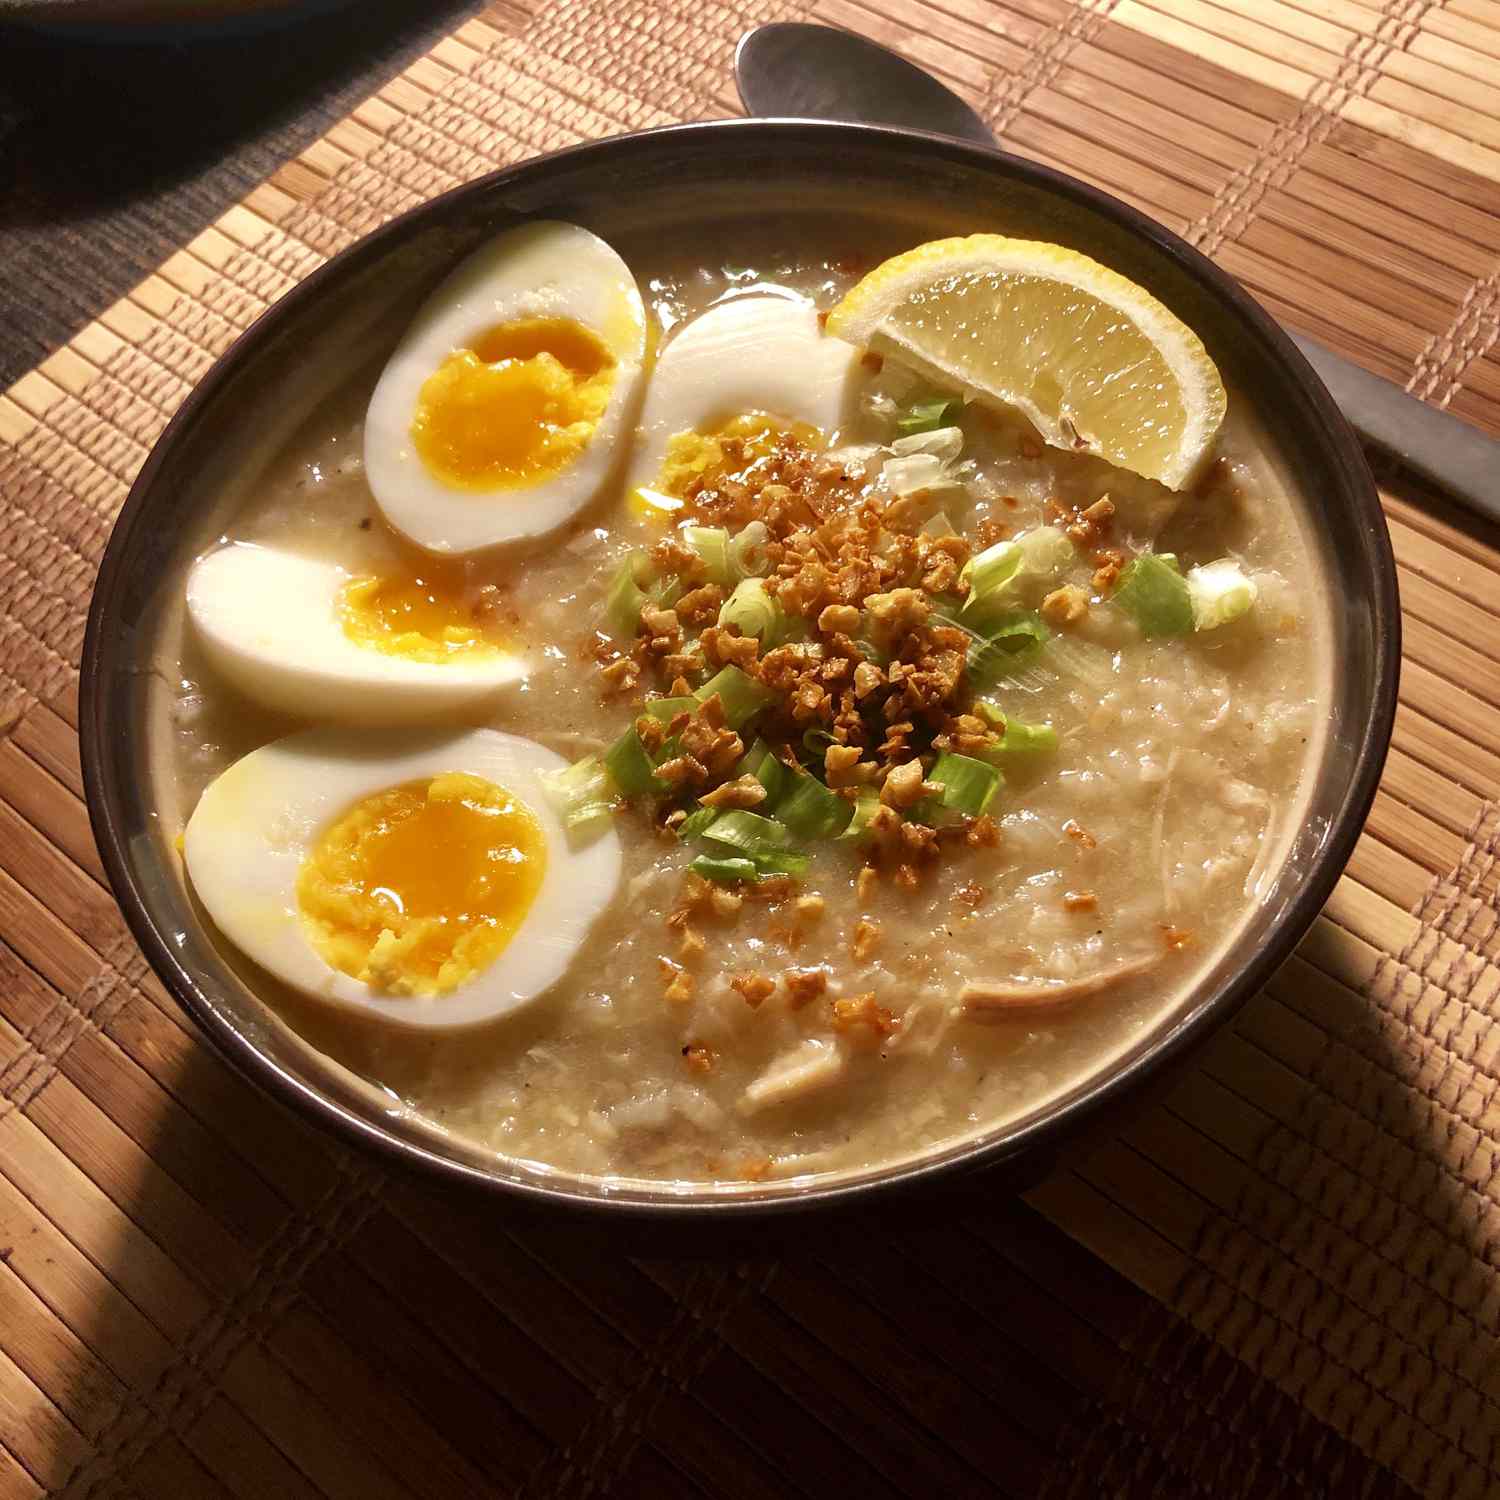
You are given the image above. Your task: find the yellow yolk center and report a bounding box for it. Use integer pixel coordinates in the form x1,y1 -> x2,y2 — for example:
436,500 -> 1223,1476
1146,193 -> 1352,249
411,316 -> 616,491
635,414 -> 823,516
297,773 -> 545,996
339,558 -> 507,663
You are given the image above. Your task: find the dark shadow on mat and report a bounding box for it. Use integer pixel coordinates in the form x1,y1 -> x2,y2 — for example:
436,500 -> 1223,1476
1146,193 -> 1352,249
49,976 -> 1466,1497
0,0 -> 480,384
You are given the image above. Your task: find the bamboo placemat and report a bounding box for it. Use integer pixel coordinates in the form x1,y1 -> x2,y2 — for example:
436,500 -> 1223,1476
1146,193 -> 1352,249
2,0 -> 1499,1494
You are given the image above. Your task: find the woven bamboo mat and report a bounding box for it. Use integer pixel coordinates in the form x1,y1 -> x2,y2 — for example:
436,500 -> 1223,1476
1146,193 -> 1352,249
2,0 -> 1499,1494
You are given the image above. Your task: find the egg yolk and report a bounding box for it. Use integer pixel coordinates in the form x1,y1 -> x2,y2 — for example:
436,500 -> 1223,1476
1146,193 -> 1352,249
297,773 -> 545,996
411,316 -> 616,491
340,558 -> 508,663
634,413 -> 823,516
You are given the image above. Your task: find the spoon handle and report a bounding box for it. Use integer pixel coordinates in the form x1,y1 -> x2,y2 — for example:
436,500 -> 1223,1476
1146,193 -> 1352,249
1288,334 -> 1500,527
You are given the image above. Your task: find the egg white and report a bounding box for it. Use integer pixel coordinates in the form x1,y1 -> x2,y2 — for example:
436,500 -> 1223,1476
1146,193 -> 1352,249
183,727 -> 621,1030
628,290 -> 864,498
365,220 -> 647,554
186,543 -> 527,725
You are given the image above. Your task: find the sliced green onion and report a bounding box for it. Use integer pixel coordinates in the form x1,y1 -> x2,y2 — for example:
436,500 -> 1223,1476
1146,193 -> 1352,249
684,525 -> 732,585
748,848 -> 811,878
695,665 -> 772,729
921,510 -> 958,538
973,699 -> 1054,754
728,521 -> 771,578
703,808 -> 792,853
718,578 -> 782,643
801,727 -> 837,758
1114,553 -> 1193,637
778,770 -> 854,840
894,396 -> 963,439
1016,525 -> 1075,577
961,526 -> 1075,615
1047,636 -> 1114,687
536,756 -> 615,843
883,451 -> 953,496
962,539 -> 1022,602
998,718 -> 1058,754
736,740 -> 788,808
840,788 -> 881,841
690,854 -> 759,884
1186,558 -> 1258,630
647,576 -> 684,610
605,555 -> 649,639
642,695 -> 698,724
985,664 -> 1056,696
603,727 -> 661,798
678,806 -> 718,841
967,611 -> 1051,690
684,802 -> 811,879
927,751 -> 1004,815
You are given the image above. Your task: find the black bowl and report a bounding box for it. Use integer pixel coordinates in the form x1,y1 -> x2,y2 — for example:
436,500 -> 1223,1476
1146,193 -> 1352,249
81,119 -> 1399,1223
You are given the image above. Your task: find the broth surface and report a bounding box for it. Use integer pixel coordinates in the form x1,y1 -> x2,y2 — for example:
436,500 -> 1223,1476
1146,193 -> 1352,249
161,219 -> 1325,1185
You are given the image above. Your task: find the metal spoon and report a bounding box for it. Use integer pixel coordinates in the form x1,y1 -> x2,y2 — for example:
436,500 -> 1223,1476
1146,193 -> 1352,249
736,21 -> 1500,523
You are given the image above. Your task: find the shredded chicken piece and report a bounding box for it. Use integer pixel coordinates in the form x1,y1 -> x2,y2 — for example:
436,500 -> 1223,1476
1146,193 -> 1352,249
856,865 -> 879,903
962,952 -> 1165,1018
1063,890 -> 1098,913
795,894 -> 825,924
739,1039 -> 845,1113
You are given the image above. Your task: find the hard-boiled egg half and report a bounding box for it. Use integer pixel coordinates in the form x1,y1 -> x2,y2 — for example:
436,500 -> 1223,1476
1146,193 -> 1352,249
186,543 -> 526,724
627,291 -> 864,509
183,727 -> 620,1029
365,220 -> 647,554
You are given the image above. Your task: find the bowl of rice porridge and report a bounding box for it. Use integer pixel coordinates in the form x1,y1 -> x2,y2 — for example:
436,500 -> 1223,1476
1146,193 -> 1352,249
81,121 -> 1398,1218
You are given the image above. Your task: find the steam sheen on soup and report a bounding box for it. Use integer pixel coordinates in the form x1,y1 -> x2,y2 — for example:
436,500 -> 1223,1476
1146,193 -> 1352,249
164,219 -> 1323,1188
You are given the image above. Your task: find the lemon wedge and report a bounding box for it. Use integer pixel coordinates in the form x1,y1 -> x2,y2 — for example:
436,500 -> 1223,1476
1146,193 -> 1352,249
827,235 -> 1227,491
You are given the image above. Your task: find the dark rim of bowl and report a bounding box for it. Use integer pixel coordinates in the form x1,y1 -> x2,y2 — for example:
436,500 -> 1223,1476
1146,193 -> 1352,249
80,118 -> 1400,1219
